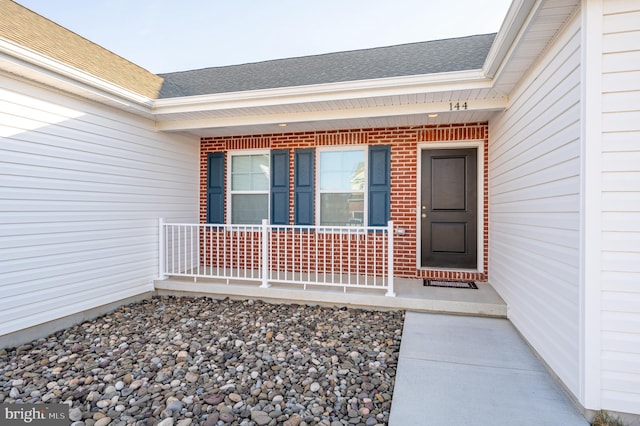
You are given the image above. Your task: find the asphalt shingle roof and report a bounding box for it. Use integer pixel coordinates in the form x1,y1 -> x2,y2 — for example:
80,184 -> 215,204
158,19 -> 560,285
158,33 -> 496,98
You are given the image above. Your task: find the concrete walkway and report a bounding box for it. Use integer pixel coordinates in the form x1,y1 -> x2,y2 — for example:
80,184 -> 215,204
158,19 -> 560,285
389,312 -> 589,426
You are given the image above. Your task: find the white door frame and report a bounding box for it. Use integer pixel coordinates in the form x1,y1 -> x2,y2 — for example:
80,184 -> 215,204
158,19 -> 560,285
416,140 -> 485,273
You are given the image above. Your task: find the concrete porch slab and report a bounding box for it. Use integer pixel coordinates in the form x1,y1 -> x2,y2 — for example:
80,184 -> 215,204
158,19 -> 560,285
154,277 -> 507,317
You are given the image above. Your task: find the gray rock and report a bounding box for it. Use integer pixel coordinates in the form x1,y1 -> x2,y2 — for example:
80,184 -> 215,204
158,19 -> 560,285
185,371 -> 199,383
96,400 -> 110,409
69,407 -> 83,421
251,410 -> 272,426
166,399 -> 183,412
94,417 -> 112,426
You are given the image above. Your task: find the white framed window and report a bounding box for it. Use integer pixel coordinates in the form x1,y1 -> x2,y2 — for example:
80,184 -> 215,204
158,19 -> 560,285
317,146 -> 366,226
228,150 -> 270,224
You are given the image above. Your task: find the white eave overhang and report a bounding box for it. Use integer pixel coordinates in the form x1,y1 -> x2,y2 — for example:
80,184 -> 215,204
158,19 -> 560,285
0,37 -> 155,118
153,69 -> 492,113
152,70 -> 508,136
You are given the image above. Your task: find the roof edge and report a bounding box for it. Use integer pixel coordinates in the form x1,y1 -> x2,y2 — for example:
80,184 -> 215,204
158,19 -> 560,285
483,0 -> 538,79
0,37 -> 154,115
153,69 -> 491,113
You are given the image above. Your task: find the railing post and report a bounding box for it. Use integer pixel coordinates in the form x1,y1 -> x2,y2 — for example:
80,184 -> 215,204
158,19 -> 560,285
158,218 -> 167,280
260,219 -> 271,288
385,220 -> 395,297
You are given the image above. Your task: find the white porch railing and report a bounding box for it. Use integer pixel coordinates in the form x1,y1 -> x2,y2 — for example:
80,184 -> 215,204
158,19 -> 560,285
158,219 -> 395,297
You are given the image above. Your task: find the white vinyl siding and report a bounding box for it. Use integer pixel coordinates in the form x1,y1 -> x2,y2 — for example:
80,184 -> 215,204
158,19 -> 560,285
0,74 -> 199,337
600,0 -> 640,414
489,12 -> 582,397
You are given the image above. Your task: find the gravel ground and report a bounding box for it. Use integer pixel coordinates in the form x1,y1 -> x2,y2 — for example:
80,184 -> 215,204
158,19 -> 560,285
0,296 -> 404,426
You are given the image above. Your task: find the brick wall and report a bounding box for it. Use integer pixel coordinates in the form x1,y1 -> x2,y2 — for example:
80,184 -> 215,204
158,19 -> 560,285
200,123 -> 489,282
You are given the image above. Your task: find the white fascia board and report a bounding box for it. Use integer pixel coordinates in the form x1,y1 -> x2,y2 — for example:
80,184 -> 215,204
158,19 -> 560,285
483,0 -> 539,79
0,38 -> 154,116
152,69 -> 491,115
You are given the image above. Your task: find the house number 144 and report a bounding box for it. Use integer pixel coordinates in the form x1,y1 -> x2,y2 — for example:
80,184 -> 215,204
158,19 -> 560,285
450,102 -> 468,111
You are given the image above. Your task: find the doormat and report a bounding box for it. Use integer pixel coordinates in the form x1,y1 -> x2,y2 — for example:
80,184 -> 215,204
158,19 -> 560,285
423,279 -> 478,289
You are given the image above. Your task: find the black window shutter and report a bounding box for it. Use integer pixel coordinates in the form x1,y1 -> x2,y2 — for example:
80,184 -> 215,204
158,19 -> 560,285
294,148 -> 315,225
368,145 -> 391,226
206,152 -> 225,224
270,149 -> 290,225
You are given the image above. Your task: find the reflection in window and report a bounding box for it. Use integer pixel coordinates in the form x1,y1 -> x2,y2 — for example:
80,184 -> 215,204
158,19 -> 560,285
230,153 -> 269,224
319,149 -> 365,226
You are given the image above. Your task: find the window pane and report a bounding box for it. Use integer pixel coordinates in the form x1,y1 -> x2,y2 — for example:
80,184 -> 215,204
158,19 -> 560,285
231,194 -> 268,224
251,155 -> 269,172
320,193 -> 364,226
232,156 -> 251,173
231,154 -> 269,190
320,150 -> 364,191
232,174 -> 251,190
251,173 -> 269,191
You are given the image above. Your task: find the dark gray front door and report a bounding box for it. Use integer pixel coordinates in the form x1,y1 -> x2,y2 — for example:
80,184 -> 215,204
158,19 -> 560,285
421,148 -> 477,269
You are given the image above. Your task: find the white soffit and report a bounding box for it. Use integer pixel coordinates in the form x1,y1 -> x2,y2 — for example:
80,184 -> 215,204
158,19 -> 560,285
488,0 -> 580,95
188,110 -> 502,138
